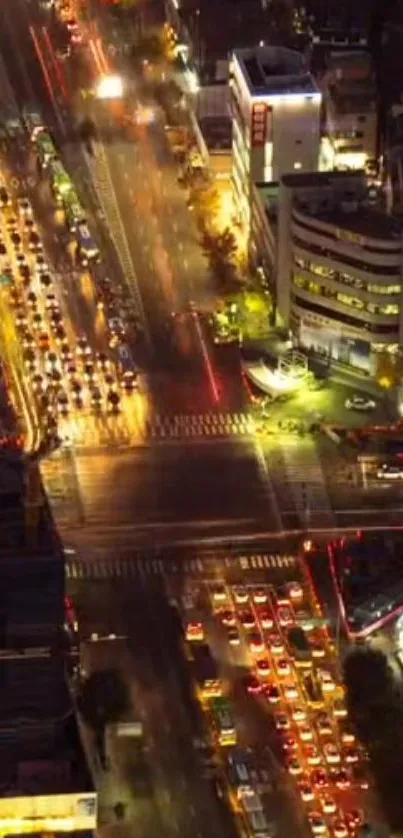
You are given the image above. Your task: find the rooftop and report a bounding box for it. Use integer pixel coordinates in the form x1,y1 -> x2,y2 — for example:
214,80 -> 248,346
294,199 -> 403,242
233,45 -> 320,98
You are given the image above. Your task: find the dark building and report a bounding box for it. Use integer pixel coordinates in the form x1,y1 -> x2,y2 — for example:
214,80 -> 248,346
0,454 -> 96,836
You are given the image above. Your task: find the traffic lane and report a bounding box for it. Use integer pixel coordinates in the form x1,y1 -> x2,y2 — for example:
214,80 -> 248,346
127,575 -> 240,838
79,636 -> 174,838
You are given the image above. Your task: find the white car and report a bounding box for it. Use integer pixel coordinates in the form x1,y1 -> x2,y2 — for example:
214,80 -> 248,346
320,797 -> 337,815
345,395 -> 376,411
323,743 -> 341,765
377,464 -> 403,480
233,586 -> 248,604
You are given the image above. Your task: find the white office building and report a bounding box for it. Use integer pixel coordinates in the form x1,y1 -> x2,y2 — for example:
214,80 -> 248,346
275,171 -> 403,375
230,45 -> 321,231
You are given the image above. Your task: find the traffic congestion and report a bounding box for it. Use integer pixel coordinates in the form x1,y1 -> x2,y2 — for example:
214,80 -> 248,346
180,570 -> 370,838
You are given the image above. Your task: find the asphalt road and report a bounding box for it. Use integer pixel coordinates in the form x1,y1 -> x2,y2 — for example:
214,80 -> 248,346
76,577 -> 239,838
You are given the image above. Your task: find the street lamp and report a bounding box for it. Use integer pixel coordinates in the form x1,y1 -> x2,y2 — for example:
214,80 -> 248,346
95,74 -> 124,100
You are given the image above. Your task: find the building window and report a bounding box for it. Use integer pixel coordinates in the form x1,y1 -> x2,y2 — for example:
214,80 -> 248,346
291,294 -> 398,334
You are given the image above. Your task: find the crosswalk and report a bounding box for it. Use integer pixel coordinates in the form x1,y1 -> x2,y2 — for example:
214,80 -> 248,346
281,439 -> 335,529
65,552 -> 296,580
146,412 -> 253,439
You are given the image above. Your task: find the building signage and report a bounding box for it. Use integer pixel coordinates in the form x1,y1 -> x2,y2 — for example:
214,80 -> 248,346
335,228 -> 366,247
0,792 -> 97,833
251,103 -> 270,147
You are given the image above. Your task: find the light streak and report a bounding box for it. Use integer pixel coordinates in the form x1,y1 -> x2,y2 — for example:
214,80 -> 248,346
193,313 -> 221,404
29,26 -> 66,136
96,37 -> 110,73
88,38 -> 105,76
41,26 -> 69,102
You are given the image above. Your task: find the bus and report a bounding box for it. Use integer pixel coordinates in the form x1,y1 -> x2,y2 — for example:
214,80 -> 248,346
35,131 -> 57,166
76,221 -> 100,265
244,808 -> 273,837
287,627 -> 312,668
227,748 -> 253,795
23,108 -> 45,141
49,158 -> 74,203
210,696 -> 237,747
191,642 -> 222,699
64,194 -> 86,232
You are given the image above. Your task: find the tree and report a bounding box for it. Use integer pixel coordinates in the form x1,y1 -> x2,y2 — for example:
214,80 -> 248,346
344,647 -> 403,830
191,185 -> 221,230
78,669 -> 129,734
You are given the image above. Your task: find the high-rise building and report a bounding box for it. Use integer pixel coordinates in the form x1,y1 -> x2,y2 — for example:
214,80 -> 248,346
230,45 -> 321,231
0,457 -> 96,837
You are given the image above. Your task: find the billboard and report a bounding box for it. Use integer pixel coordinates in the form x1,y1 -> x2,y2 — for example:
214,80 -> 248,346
251,103 -> 271,147
0,792 -> 97,833
299,316 -> 371,373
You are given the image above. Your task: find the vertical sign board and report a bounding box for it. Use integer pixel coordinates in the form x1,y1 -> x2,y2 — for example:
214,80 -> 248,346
251,103 -> 271,147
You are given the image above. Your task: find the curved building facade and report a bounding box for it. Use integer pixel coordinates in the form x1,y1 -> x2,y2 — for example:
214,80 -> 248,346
277,171 -> 403,374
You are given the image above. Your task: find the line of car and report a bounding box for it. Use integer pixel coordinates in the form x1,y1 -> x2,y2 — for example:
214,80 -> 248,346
209,582 -> 369,838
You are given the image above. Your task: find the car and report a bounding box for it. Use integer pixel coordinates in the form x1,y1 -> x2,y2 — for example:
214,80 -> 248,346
305,746 -> 322,767
32,312 -> 44,331
282,733 -> 298,753
45,293 -> 58,311
311,769 -> 329,789
23,348 -> 37,370
288,758 -> 303,777
307,813 -> 327,835
344,811 -> 362,831
0,242 -> 7,256
91,388 -> 102,406
240,610 -> 255,629
323,743 -> 341,765
333,820 -> 348,838
277,605 -> 294,627
244,674 -> 262,695
6,214 -> 18,231
343,747 -> 359,764
70,379 -> 82,395
333,700 -> 347,719
48,368 -> 62,384
121,370 -> 139,391
46,351 -> 58,369
17,197 -> 33,218
256,657 -> 271,676
317,669 -> 335,693
0,187 -> 11,207
258,608 -> 274,630
317,714 -> 333,737
39,272 -> 52,287
83,363 -> 97,382
22,330 -> 35,348
54,326 -> 66,344
263,683 -> 280,704
299,725 -> 313,742
376,463 -> 403,480
10,231 -> 22,250
331,769 -> 350,790
274,712 -> 290,731
276,658 -> 291,677
32,373 -> 45,392
286,582 -> 303,602
320,797 -> 336,815
220,609 -> 236,626
351,765 -> 369,790
77,336 -> 92,357
311,643 -> 326,659
233,586 -> 249,604
73,394 -> 84,410
299,782 -> 314,803
28,231 -> 42,252
26,292 -> 37,308
16,312 -> 28,327
60,342 -> 73,362
340,729 -> 356,746
248,632 -> 265,654
9,289 -> 21,307
295,610 -> 314,631
38,332 -> 50,351
292,705 -> 307,723
66,364 -> 78,379
345,395 -> 376,411
50,309 -> 63,325
268,633 -> 284,654
284,683 -> 300,700
227,627 -> 240,646
96,352 -> 110,371
253,588 -> 267,604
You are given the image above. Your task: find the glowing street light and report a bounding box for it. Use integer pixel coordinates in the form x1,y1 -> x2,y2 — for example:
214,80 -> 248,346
95,74 -> 124,100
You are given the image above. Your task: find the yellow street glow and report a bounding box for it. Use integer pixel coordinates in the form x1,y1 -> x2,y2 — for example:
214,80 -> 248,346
95,74 -> 124,100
